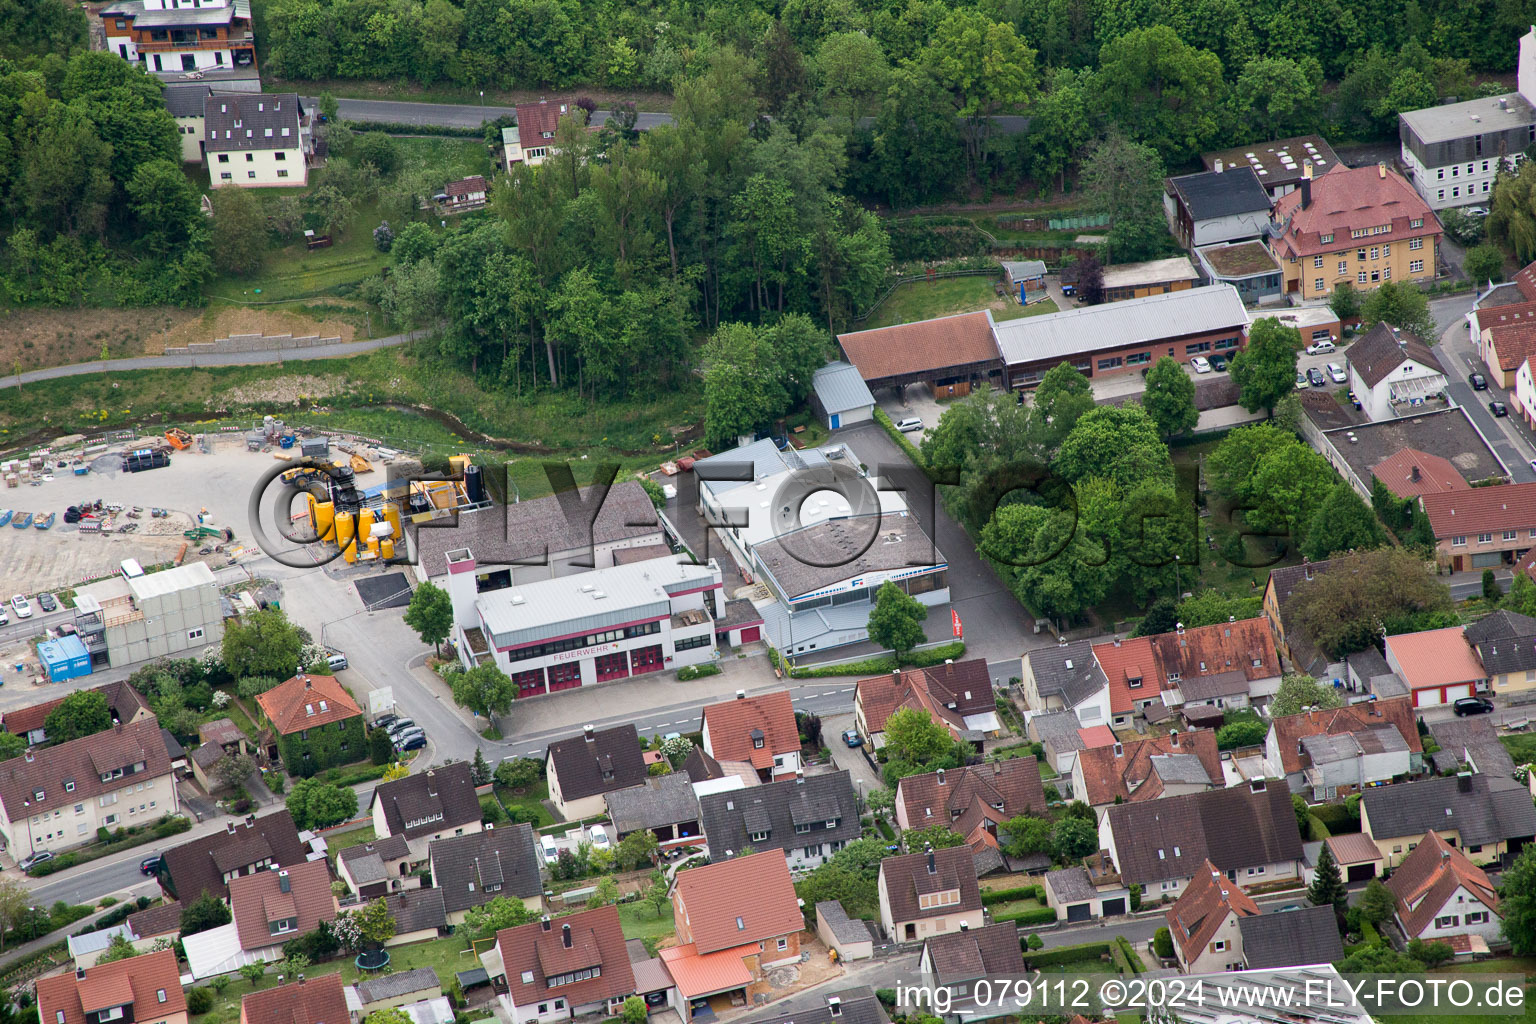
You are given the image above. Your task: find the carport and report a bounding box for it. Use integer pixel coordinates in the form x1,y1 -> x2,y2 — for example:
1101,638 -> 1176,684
837,311 -> 1004,400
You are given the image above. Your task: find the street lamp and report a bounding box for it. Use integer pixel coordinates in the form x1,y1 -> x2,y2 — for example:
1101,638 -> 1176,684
1173,554 -> 1182,598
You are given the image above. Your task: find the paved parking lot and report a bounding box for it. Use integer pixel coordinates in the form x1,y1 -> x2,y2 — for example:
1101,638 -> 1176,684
874,383 -> 944,443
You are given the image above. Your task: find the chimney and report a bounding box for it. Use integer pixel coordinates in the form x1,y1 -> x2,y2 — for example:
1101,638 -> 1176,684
1113,742 -> 1123,758
1378,162 -> 1387,179
736,690 -> 746,700
1441,847 -> 1451,861
427,770 -> 436,798
583,724 -> 595,742
1058,635 -> 1068,647
926,844 -> 936,874
829,997 -> 843,1017
541,916 -> 551,931
1113,637 -> 1122,647
246,814 -> 256,826
298,975 -> 305,985
562,923 -> 572,948
75,968 -> 85,981
1411,465 -> 1422,482
279,869 -> 291,893
958,922 -> 969,932
1457,771 -> 1473,793
1301,162 -> 1313,209
1175,622 -> 1185,635
937,768 -> 946,786
1249,777 -> 1266,793
1169,730 -> 1179,748
227,820 -> 238,834
795,770 -> 805,785
1214,159 -> 1224,173
1228,615 -> 1235,624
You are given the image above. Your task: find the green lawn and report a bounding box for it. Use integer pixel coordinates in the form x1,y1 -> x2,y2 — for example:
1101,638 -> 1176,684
324,824 -> 378,860
496,780 -> 555,828
863,276 -> 1058,331
1500,733 -> 1536,765
987,897 -> 1044,917
337,933 -> 484,985
617,898 -> 676,944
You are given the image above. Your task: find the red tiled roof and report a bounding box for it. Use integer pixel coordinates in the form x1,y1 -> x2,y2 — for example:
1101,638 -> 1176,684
0,718 -> 171,820
445,176 -> 486,197
241,974 -> 350,1024
1075,730 -> 1222,806
1165,859 -> 1260,960
1515,260 -> 1536,300
856,660 -> 994,738
702,692 -> 799,770
1271,163 -> 1438,260
837,312 -> 1000,384
229,859 -> 336,951
516,100 -> 572,140
1371,448 -> 1471,499
494,906 -> 635,1011
1384,628 -> 1486,690
1092,619 -> 1278,714
1077,725 -> 1117,748
2,680 -> 150,737
1386,832 -> 1500,937
1484,317 -> 1536,371
39,950 -> 184,1024
674,850 -> 803,954
896,760 -> 1045,839
659,943 -> 756,999
1325,832 -> 1385,867
256,674 -> 361,735
878,845 -> 982,924
1269,696 -> 1422,775
1420,482 -> 1536,539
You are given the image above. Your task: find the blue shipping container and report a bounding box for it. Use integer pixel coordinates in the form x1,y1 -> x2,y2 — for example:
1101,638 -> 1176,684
38,635 -> 92,683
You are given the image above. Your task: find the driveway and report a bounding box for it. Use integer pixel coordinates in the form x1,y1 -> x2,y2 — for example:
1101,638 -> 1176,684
874,383 -> 943,443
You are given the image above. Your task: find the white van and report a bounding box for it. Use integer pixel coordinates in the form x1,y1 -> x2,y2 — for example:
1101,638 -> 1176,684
541,834 -> 559,865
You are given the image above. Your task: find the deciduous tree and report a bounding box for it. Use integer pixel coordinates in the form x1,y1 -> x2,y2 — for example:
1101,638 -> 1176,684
221,608 -> 304,683
448,663 -> 517,721
43,690 -> 111,743
866,582 -> 928,659
1231,317 -> 1300,417
404,581 -> 453,655
285,777 -> 358,830
1269,674 -> 1344,718
1142,357 -> 1198,438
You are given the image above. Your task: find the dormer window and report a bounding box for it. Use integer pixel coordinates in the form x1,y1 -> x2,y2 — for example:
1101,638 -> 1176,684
1167,672 -> 1181,683
269,916 -> 297,935
825,818 -> 838,828
1128,677 -> 1142,689
751,830 -> 769,842
305,704 -> 315,716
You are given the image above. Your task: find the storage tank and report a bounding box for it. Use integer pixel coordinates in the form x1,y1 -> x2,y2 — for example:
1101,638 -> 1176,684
381,502 -> 402,541
464,464 -> 484,504
311,496 -> 335,543
379,538 -> 395,560
334,510 -> 355,561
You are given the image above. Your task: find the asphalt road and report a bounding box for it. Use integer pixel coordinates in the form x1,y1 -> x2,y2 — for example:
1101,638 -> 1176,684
323,97 -> 674,131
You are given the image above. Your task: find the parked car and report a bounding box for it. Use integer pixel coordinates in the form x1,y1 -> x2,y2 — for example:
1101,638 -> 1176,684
9,595 -> 30,619
1295,372 -> 1309,390
588,824 -> 611,850
540,834 -> 559,865
1307,367 -> 1327,387
1210,353 -> 1227,372
895,417 -> 924,433
140,855 -> 162,875
0,609 -> 9,626
1470,371 -> 1489,390
1327,363 -> 1347,384
1305,339 -> 1336,355
18,851 -> 53,871
1466,206 -> 1490,217
1190,356 -> 1212,373
373,714 -> 398,731
326,652 -> 348,671
1454,696 -> 1495,716
396,733 -> 427,752
36,593 -> 56,613
842,729 -> 863,748
392,727 -> 424,745
1490,400 -> 1509,417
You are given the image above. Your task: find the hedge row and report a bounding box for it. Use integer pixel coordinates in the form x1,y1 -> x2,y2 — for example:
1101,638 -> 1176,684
992,906 -> 1059,926
345,119 -> 487,138
982,885 -> 1045,906
785,641 -> 968,679
1311,802 -> 1360,834
1024,940 -> 1112,966
874,408 -> 924,466
677,663 -> 722,681
28,815 -> 191,875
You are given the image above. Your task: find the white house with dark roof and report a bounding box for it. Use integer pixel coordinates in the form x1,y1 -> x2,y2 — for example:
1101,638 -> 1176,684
1345,322 -> 1448,422
1165,167 -> 1274,248
203,93 -> 309,187
163,84 -> 212,162
1022,640 -> 1110,725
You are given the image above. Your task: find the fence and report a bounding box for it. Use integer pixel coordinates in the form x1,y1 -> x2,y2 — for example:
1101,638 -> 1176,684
849,268 -> 999,325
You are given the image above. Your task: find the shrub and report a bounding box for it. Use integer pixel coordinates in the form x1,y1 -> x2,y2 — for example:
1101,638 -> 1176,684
1153,927 -> 1174,959
677,663 -> 722,681
186,989 -> 214,1015
1311,802 -> 1360,834
1025,942 -> 1112,967
991,906 -> 1058,926
981,885 -> 1045,905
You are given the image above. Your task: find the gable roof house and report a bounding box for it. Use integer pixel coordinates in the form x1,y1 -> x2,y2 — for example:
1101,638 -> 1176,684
241,973 -> 349,1024
855,661 -> 999,749
1383,627 -> 1489,708
914,923 -> 1026,1020
1071,730 -> 1222,810
1026,711 -> 1088,776
203,93 -> 310,188
1427,716 -> 1519,779
1385,832 -> 1503,954
1261,560 -> 1334,673
336,833 -> 413,898
877,845 -> 984,943
1099,781 -> 1305,900
1090,619 -> 1280,727
254,673 -> 365,774
1264,697 -> 1422,799
160,809 -> 310,903
702,691 -> 802,781
1165,167 -> 1274,248
0,718 -> 177,860
429,822 -> 544,923
697,770 -> 859,872
1022,640 -> 1111,727
228,859 -> 336,958
442,175 -> 488,212
1420,482 -> 1536,574
479,906 -> 636,1024
1464,609 -> 1536,697
39,950 -> 186,1024
1164,860 -> 1260,974
604,771 -> 702,846
894,760 -> 1046,850
2,680 -> 153,747
1361,772 -> 1536,868
503,99 -> 572,170
369,761 -> 484,861
665,851 -> 805,1021
1345,322 -> 1448,422
381,887 -> 449,946
738,988 -> 889,1024
1237,905 -> 1344,969
546,724 -> 649,820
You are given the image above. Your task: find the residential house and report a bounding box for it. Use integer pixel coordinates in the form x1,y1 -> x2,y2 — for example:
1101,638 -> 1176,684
502,100 -> 575,169
854,661 -> 999,748
241,973 -> 349,1024
1345,322 -> 1448,422
428,823 -> 543,924
1,680 -> 152,747
1195,240 -> 1285,304
546,724 -> 649,820
228,860 -> 336,963
1026,711 -> 1086,778
1385,832 -> 1503,954
203,94 -> 309,188
1165,167 -> 1273,248
702,691 -> 802,781
100,0 -> 256,73
810,362 -> 876,431
1300,730 -> 1413,803
737,989 -> 888,1024
1043,866 -> 1130,921
354,968 -> 442,1014
336,833 -> 413,898
1203,136 -> 1344,201
1164,861 -> 1260,973
1383,628 -> 1489,707
442,176 -> 488,212
697,771 -> 859,871
1264,698 -> 1421,796
1072,730 -> 1222,811
1343,647 -> 1411,702
1427,717 -> 1519,778
665,851 -> 805,1022
1397,30 -> 1536,210
72,561 -> 224,668
1261,560 -> 1334,673
1267,162 -> 1440,302
1371,448 -> 1472,500
877,845 -> 984,942
1098,781 -> 1305,900
191,717 -> 249,793
894,761 -> 1046,850
0,719 -> 176,860
604,772 -> 702,846
1424,483 -> 1536,573
68,922 -> 147,964
1478,317 -> 1536,389
1464,609 -> 1536,697
369,761 -> 484,862
1236,906 -> 1344,968
1022,640 -> 1111,725
38,950 -> 186,1024
1090,619 -> 1281,728
381,888 -> 448,946
814,903 -> 876,962
163,84 -> 212,162
124,901 -> 183,946
913,923 -> 1025,1021
479,907 -> 635,1024
254,673 -> 365,772
159,809 -> 309,902
1362,772 -> 1536,868
191,743 -> 235,794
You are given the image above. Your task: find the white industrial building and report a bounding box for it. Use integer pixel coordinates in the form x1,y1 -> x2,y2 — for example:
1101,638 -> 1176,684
73,562 -> 224,667
445,549 -> 724,696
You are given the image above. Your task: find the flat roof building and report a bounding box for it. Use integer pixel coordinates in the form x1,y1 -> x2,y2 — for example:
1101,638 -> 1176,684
1196,241 -> 1284,305
1097,256 -> 1202,302
1202,135 -> 1343,199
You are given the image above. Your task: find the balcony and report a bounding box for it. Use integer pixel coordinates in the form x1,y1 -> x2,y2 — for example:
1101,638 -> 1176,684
135,32 -> 249,52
